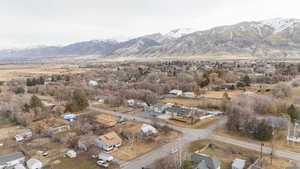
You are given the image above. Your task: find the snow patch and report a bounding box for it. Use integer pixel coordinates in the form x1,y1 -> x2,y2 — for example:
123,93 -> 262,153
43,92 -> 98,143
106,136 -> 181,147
165,28 -> 197,38
260,18 -> 300,33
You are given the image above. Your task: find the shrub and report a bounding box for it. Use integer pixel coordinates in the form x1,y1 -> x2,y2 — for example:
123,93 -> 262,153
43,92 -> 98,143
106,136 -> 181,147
253,120 -> 273,141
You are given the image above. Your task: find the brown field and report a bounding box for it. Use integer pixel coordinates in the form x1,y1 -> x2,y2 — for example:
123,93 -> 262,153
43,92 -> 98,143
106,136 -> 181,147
0,64 -> 89,81
112,121 -> 180,161
190,140 -> 295,169
167,117 -> 221,129
161,97 -> 222,108
52,152 -> 119,169
214,128 -> 300,153
201,90 -> 239,99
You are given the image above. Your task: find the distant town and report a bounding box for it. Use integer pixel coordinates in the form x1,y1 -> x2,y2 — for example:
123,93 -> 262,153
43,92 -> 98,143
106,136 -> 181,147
0,59 -> 299,169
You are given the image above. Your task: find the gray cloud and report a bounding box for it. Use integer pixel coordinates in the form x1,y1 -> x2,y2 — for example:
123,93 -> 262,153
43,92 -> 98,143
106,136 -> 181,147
0,0 -> 299,48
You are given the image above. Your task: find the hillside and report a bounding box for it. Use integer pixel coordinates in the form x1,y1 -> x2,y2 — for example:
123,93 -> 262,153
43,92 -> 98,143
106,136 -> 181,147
1,18 -> 300,62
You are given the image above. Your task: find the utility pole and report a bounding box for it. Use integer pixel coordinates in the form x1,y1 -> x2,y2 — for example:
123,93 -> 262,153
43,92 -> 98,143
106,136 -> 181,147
260,143 -> 264,168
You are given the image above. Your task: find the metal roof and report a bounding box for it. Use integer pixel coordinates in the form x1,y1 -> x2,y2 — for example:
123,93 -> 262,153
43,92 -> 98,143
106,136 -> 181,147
0,152 -> 25,165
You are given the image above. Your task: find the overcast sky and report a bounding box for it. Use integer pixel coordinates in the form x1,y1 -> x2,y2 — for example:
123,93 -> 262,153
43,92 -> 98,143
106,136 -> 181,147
0,0 -> 299,49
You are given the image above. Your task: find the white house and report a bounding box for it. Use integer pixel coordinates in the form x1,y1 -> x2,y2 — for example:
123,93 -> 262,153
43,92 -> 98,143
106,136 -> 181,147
232,158 -> 246,169
88,80 -> 98,87
140,124 -> 158,136
95,131 -> 122,151
66,150 -> 77,158
169,89 -> 183,96
183,92 -> 195,98
15,130 -> 33,142
26,158 -> 42,169
98,153 -> 114,162
287,122 -> 300,143
0,152 -> 25,169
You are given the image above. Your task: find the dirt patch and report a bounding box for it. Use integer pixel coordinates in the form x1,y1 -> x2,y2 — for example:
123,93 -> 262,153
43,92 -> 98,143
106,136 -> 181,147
167,118 -> 220,129
52,152 -> 119,169
201,90 -> 239,99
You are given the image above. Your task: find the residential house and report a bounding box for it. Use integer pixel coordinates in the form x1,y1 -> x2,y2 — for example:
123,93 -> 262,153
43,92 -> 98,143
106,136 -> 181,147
169,89 -> 183,96
232,158 -> 246,169
0,152 -> 25,169
95,131 -> 122,151
165,106 -> 196,124
94,114 -> 119,127
15,130 -> 33,142
62,114 -> 77,121
88,80 -> 98,87
183,92 -> 196,98
26,158 -> 42,169
66,150 -> 77,158
287,122 -> 300,143
78,135 -> 97,151
150,103 -> 172,114
127,99 -> 148,108
140,124 -> 158,136
47,125 -> 70,135
192,152 -> 221,169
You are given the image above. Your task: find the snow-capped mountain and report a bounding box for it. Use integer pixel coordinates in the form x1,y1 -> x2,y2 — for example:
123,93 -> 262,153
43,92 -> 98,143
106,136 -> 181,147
165,28 -> 197,38
260,18 -> 300,33
2,18 -> 300,62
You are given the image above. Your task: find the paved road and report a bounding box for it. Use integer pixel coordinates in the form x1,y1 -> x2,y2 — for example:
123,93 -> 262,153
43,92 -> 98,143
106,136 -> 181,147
89,106 -> 300,169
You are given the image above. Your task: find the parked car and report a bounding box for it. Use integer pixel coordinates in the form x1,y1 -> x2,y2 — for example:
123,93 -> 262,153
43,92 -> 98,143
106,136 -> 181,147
97,160 -> 109,168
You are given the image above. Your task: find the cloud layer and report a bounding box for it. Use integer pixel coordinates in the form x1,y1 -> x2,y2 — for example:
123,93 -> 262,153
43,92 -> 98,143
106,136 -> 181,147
0,0 -> 299,48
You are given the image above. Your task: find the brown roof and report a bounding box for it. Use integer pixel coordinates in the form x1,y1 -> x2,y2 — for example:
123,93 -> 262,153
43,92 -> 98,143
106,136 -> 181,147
95,114 -> 119,127
99,131 -> 122,147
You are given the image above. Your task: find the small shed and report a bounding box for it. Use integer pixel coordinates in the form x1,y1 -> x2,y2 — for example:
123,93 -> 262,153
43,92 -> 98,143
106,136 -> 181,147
232,158 -> 246,169
140,124 -> 158,136
169,90 -> 183,96
66,150 -> 77,158
88,80 -> 98,87
26,158 -> 42,169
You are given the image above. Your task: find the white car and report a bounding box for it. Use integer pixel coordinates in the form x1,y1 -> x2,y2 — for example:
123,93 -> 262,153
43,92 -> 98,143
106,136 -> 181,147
97,160 -> 109,168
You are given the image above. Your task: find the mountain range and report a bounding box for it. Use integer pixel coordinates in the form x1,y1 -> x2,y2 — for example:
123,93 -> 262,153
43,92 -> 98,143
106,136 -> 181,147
2,18 -> 300,62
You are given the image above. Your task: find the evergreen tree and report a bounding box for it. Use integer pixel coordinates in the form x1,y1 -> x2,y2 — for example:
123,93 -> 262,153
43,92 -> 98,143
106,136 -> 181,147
26,79 -> 33,86
287,104 -> 298,124
15,87 -> 25,94
254,120 -> 273,141
30,95 -> 43,108
242,75 -> 251,86
68,89 -> 89,112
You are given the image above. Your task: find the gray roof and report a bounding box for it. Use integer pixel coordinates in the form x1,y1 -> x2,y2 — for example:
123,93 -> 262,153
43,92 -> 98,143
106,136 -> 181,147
251,166 -> 263,169
0,152 -> 25,165
192,152 -> 220,169
285,167 -> 300,169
